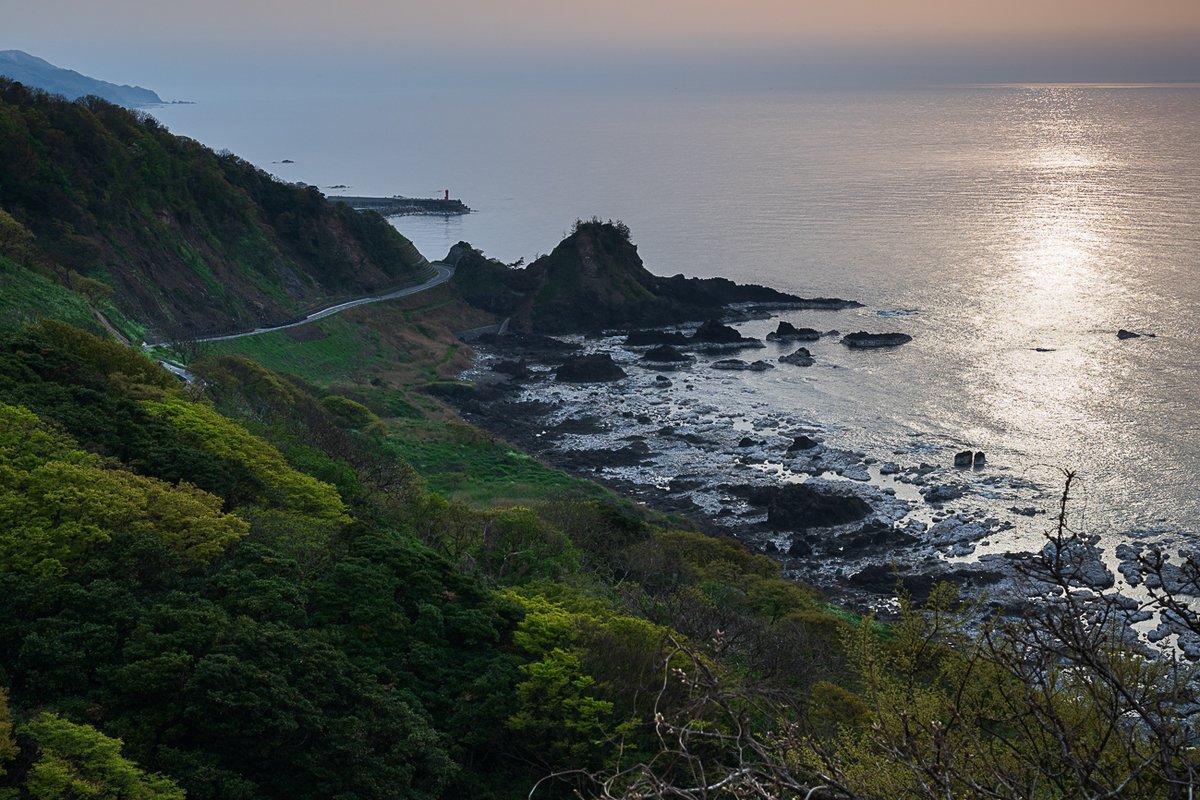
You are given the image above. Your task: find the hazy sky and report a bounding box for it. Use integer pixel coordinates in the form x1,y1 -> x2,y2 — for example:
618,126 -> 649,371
7,0 -> 1200,89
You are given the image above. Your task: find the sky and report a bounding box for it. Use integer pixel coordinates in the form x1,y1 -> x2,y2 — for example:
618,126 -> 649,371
6,0 -> 1200,90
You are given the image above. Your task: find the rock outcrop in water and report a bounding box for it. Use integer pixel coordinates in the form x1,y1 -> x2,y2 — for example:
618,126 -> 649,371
555,353 -> 627,383
711,359 -> 774,371
842,331 -> 913,348
767,321 -> 822,342
450,220 -> 860,334
779,347 -> 815,366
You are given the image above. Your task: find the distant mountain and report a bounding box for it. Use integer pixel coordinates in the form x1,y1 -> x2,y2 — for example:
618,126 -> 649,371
0,49 -> 162,106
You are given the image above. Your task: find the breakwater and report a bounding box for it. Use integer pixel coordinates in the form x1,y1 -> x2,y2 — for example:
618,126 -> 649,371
331,195 -> 471,216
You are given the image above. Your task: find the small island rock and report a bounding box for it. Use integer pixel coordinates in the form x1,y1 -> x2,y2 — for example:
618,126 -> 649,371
555,354 -> 627,383
779,347 -> 815,366
842,331 -> 913,348
766,321 -> 822,342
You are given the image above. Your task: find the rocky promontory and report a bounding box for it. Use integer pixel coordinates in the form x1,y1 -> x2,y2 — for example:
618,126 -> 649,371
450,220 -> 860,335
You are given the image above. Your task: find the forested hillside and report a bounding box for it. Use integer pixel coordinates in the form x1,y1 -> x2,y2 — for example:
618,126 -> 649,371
0,320 -> 870,799
0,79 -> 429,339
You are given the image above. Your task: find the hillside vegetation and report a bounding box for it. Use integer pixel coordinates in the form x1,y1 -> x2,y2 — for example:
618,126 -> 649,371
0,79 -> 430,339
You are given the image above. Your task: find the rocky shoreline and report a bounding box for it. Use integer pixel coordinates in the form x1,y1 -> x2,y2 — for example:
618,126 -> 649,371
451,312 -> 1200,655
454,316 -> 1036,605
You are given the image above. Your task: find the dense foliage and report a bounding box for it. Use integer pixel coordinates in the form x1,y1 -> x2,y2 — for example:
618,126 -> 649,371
0,79 -> 429,338
0,323 -> 870,799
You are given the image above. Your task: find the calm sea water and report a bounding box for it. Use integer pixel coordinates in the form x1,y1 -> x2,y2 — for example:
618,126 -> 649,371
152,85 -> 1200,536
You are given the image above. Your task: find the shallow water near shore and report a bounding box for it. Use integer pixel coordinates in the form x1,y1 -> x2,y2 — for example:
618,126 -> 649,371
151,84 -> 1200,548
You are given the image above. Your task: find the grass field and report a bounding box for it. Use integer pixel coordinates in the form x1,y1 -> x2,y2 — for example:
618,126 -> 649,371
383,418 -> 602,506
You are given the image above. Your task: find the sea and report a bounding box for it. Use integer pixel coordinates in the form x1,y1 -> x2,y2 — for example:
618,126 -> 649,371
150,84 -> 1200,545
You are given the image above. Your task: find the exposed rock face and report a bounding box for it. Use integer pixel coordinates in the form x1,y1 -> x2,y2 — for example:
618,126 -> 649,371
767,321 -> 822,342
693,320 -> 748,343
923,484 -> 964,504
745,483 -> 872,531
640,345 -> 692,363
779,347 -> 815,366
452,221 -> 861,334
842,331 -> 913,348
953,450 -> 986,468
712,359 -> 774,371
555,354 -> 627,383
788,435 -> 821,451
491,359 -> 530,378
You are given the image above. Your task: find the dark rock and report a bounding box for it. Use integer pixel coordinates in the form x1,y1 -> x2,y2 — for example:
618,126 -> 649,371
847,564 -> 934,602
787,538 -> 813,557
625,330 -> 690,347
551,415 -> 605,434
766,321 -> 822,342
953,451 -> 974,467
555,354 -> 627,383
841,520 -> 919,551
692,319 -> 745,343
788,435 -> 820,451
712,359 -> 774,371
973,451 -> 986,467
745,483 -> 872,531
738,437 -> 758,448
641,345 -> 692,363
1117,329 -> 1155,340
477,331 -> 581,356
842,331 -> 913,348
691,319 -> 768,350
923,484 -> 964,504
491,358 -> 530,378
559,440 -> 653,469
779,347 -> 815,366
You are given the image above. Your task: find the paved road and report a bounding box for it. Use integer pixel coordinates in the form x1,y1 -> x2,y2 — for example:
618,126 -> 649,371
144,263 -> 454,383
192,262 -> 454,344
147,263 -> 454,347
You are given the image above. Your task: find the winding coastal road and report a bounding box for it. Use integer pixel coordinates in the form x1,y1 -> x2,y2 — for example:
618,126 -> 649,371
145,262 -> 454,382
146,262 -> 454,348
191,262 -> 455,344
